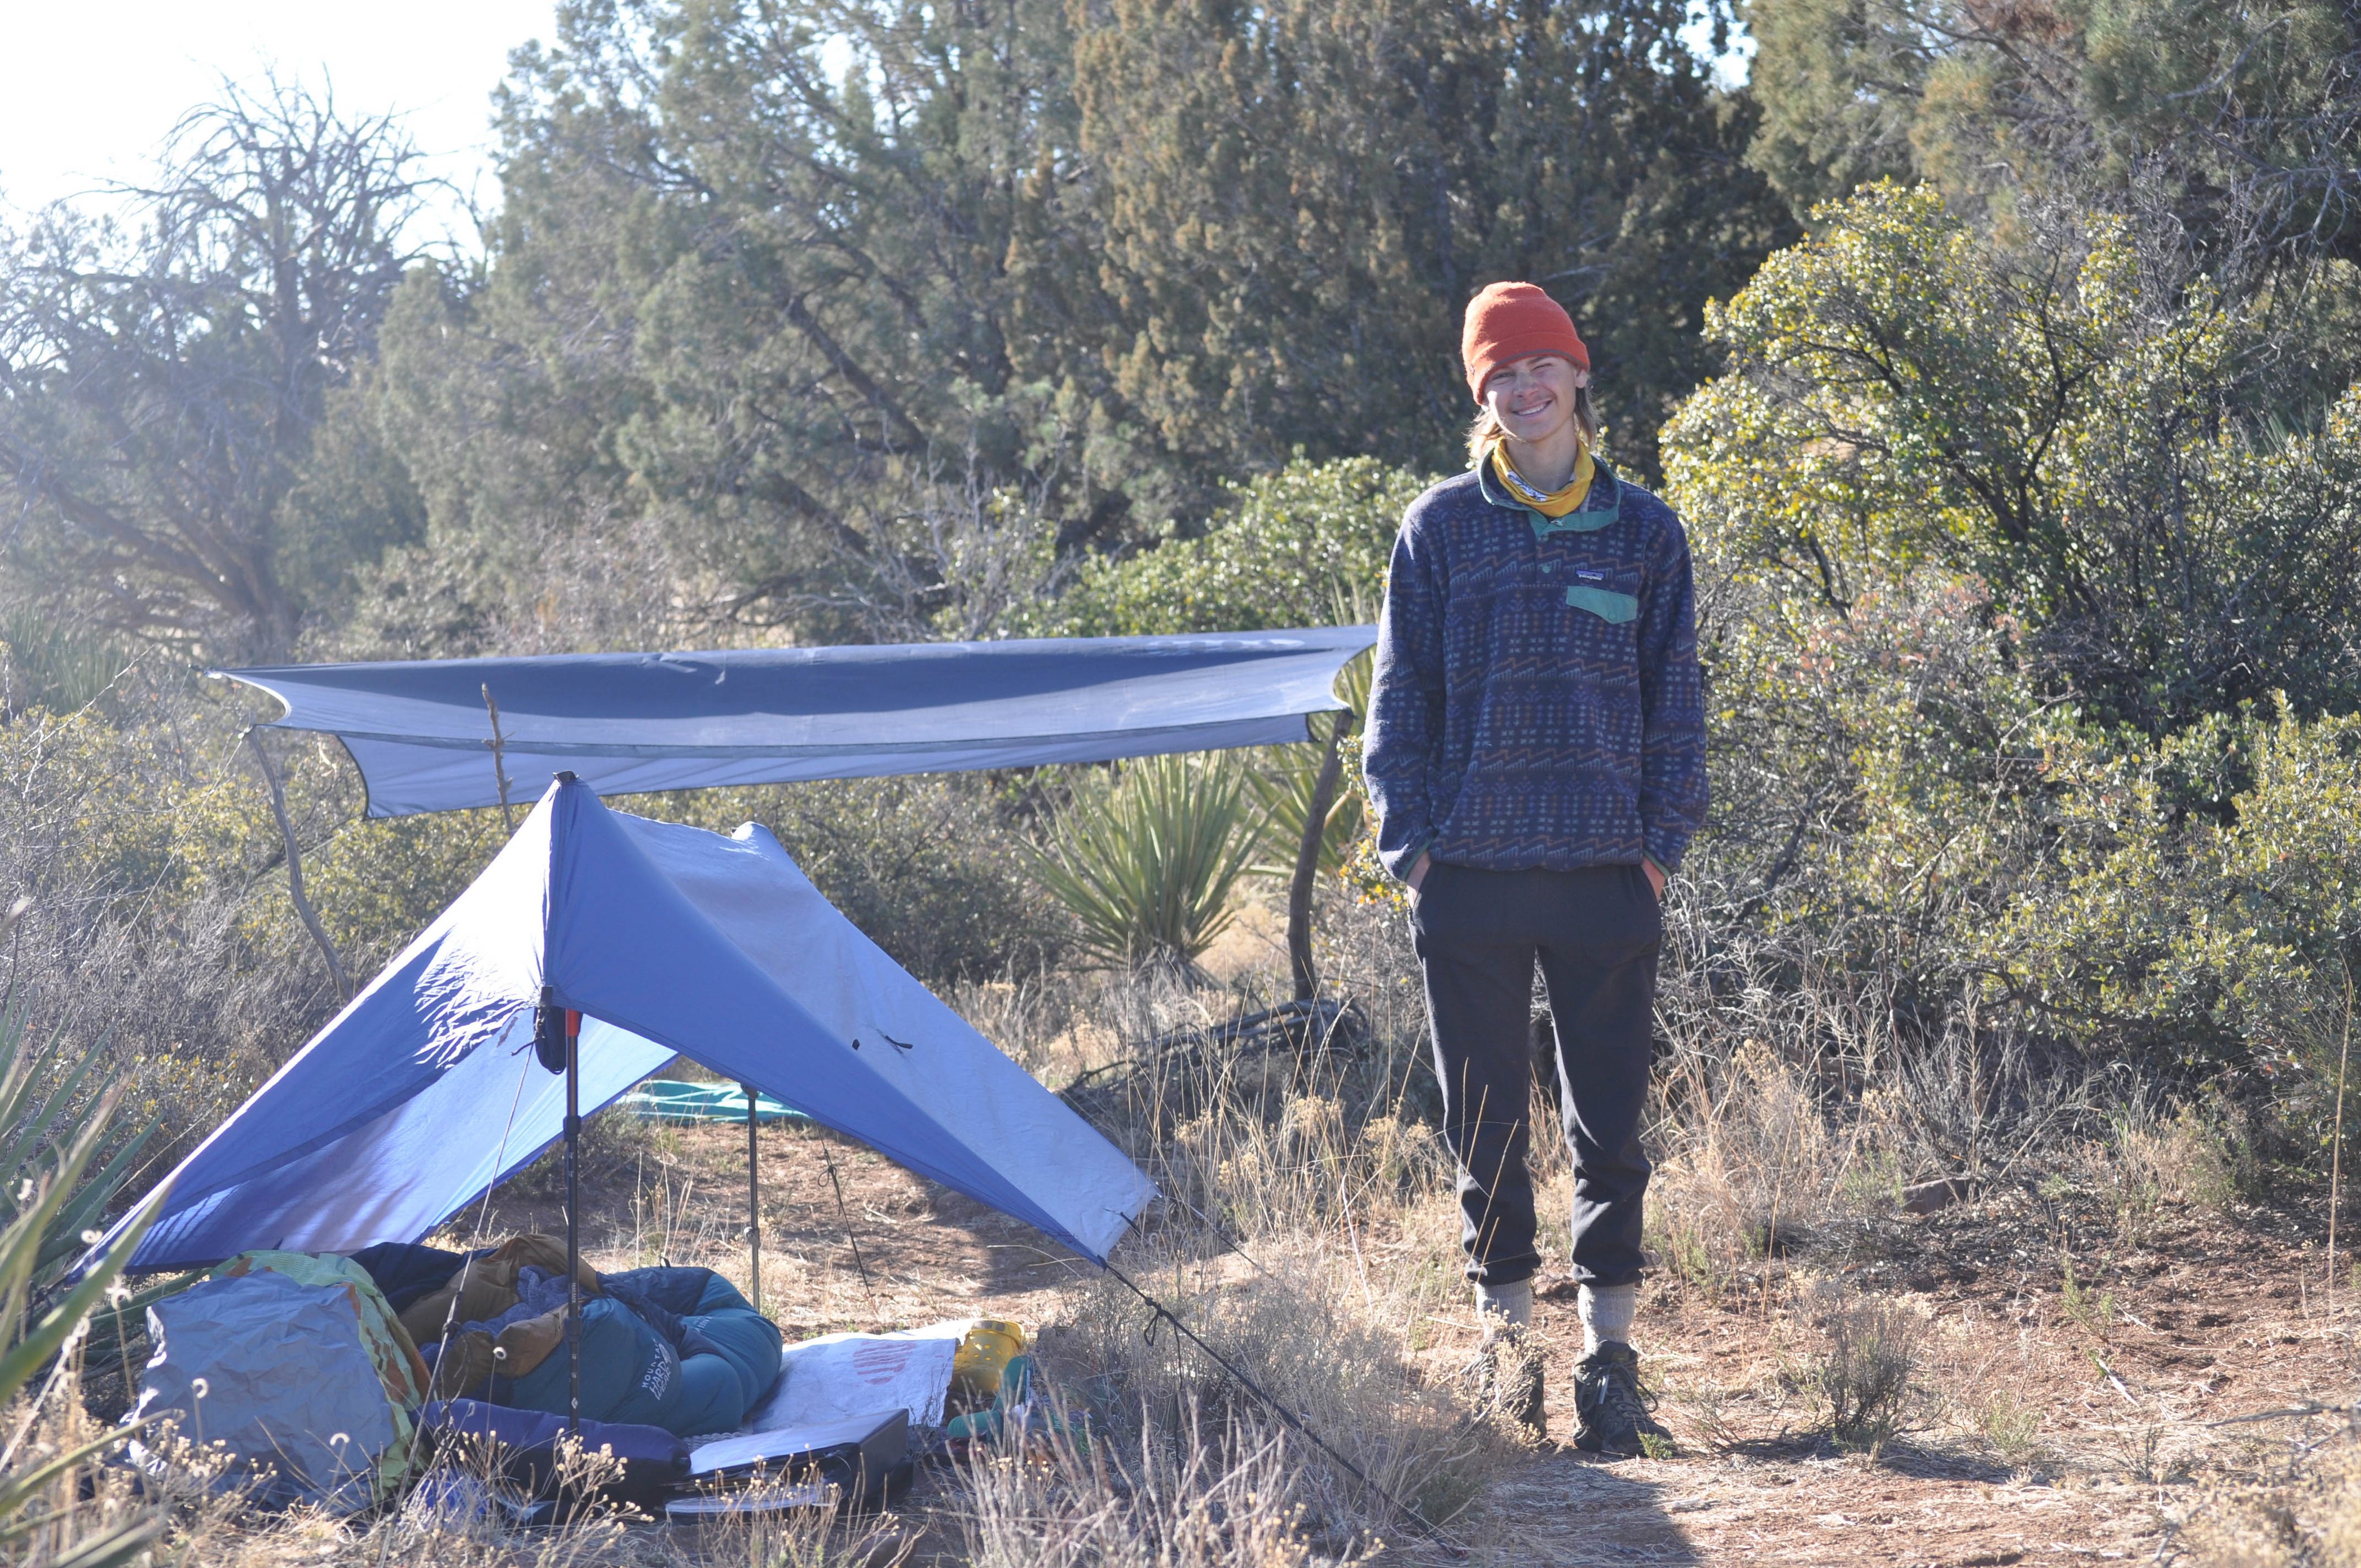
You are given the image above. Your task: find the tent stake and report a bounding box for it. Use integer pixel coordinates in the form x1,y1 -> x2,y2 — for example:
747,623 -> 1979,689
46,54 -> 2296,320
564,1008 -> 582,1437
744,1082 -> 762,1314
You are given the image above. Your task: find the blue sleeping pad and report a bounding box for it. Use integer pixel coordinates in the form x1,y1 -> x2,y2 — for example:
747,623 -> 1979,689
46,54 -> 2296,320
421,1397 -> 688,1507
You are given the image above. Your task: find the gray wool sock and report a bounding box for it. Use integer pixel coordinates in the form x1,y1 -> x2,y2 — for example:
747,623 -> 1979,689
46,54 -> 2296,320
1474,1277 -> 1534,1335
1579,1282 -> 1637,1356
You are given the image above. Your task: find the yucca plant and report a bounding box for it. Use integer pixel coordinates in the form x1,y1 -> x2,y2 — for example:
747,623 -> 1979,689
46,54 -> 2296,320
1245,648 -> 1372,883
0,1011 -> 159,1296
1245,738 -> 1364,883
0,1083 -> 170,1568
30,1019 -> 189,1385
1025,753 -> 1258,976
0,610 -> 131,718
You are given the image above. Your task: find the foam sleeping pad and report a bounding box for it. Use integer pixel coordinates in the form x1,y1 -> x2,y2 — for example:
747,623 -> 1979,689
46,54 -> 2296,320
614,1080 -> 805,1125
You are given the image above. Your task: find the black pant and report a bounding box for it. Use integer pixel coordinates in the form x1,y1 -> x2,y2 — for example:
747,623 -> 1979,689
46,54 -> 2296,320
1410,862 -> 1659,1288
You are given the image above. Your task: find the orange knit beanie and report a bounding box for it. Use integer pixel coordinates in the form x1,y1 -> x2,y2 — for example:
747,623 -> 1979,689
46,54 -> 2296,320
1461,282 -> 1589,401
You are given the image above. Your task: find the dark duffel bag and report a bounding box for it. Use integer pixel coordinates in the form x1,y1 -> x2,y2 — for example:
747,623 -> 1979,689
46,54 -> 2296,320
419,1397 -> 690,1513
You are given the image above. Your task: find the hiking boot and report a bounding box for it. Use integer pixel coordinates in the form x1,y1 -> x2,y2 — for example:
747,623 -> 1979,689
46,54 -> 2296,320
1461,1325 -> 1547,1442
1572,1341 -> 1671,1457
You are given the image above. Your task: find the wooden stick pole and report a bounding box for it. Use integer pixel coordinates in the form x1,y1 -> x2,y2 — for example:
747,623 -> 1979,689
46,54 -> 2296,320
2331,966 -> 2354,1291
1287,712 -> 1346,1002
244,730 -> 351,999
483,685 -> 516,834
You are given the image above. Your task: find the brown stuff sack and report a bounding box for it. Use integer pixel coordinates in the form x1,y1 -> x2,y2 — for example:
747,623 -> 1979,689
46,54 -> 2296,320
429,1330 -> 498,1400
492,1234 -> 601,1292
400,1264 -> 510,1348
491,1306 -> 569,1379
397,1235 -> 604,1348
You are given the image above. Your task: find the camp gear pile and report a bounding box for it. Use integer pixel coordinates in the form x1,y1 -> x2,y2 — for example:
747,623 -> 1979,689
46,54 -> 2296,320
131,1235 -> 1023,1520
89,783 -> 1110,1524
366,1237 -> 783,1437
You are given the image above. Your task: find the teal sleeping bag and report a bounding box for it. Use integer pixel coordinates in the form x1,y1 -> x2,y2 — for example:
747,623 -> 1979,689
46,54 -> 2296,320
666,1271 -> 783,1436
498,1269 -> 780,1437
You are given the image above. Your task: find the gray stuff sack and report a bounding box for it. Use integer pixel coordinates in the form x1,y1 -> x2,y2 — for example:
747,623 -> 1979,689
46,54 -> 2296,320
134,1269 -> 400,1513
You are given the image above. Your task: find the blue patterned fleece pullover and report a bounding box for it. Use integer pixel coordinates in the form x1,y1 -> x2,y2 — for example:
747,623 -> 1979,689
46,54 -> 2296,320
1363,456 -> 1708,881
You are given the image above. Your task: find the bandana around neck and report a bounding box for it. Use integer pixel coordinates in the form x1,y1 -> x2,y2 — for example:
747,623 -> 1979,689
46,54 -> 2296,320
1489,439 -> 1594,518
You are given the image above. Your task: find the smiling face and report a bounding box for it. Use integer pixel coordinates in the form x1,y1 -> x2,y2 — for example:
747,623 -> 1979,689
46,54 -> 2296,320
1480,352 -> 1591,448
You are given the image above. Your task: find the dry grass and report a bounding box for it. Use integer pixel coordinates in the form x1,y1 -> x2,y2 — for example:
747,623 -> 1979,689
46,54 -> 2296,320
2180,1425 -> 2361,1567
956,1414 -> 1363,1568
32,880 -> 2357,1566
2102,1093 -> 2241,1246
990,902 -> 1514,1547
1791,1282 -> 1926,1452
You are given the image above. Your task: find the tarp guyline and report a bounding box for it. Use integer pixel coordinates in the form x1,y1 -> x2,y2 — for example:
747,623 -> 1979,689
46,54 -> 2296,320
220,628 -> 1376,818
89,775 -> 1155,1276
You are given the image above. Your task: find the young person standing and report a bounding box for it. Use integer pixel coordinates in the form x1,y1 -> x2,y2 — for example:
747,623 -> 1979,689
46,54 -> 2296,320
1363,282 -> 1707,1454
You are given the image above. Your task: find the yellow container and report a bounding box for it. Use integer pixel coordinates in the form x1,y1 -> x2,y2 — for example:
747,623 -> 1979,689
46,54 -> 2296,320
950,1318 -> 1029,1403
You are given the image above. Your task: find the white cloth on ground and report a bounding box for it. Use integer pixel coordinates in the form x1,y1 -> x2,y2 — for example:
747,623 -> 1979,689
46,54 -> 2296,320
739,1321 -> 970,1431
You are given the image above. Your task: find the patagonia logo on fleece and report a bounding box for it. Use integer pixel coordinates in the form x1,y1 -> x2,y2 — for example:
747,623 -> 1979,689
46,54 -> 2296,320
1575,569 -> 1607,582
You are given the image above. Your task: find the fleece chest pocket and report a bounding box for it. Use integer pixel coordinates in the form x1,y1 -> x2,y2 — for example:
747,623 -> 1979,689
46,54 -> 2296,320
1563,568 -> 1640,625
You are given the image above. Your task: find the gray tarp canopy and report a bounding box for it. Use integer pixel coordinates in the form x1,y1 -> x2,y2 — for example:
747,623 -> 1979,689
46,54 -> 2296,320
221,628 -> 1376,817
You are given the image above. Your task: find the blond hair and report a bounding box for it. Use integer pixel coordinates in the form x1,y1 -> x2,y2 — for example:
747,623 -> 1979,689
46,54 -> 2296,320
1465,385 -> 1599,467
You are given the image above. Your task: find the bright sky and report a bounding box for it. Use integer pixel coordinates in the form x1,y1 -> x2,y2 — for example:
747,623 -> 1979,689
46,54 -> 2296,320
0,0 -> 560,246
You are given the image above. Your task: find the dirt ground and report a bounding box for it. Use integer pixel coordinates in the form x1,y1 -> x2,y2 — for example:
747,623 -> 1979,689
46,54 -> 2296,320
453,1113 -> 2358,1566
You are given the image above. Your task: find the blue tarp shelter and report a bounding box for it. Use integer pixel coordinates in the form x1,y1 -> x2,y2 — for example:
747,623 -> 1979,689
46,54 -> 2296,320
221,628 -> 1376,817
99,777 -> 1157,1275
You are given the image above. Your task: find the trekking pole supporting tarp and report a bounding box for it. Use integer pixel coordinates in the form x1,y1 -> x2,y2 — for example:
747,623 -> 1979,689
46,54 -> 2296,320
530,986 -> 585,1436
744,1081 -> 762,1314
564,1008 -> 582,1436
